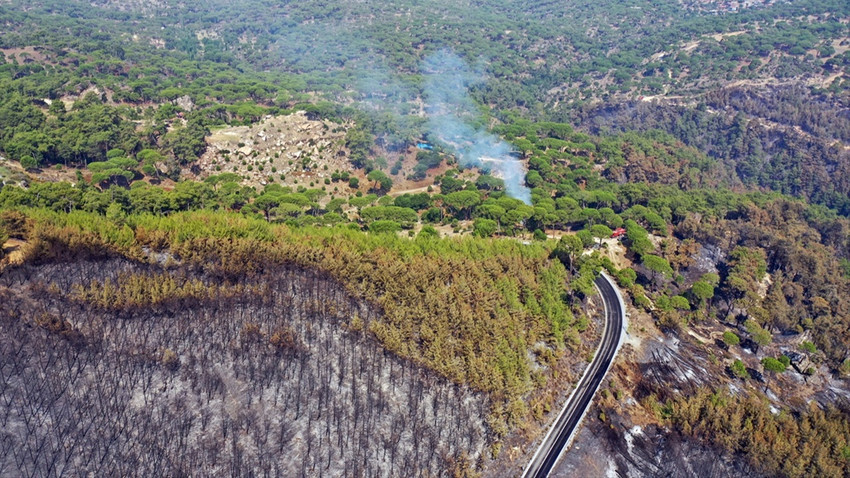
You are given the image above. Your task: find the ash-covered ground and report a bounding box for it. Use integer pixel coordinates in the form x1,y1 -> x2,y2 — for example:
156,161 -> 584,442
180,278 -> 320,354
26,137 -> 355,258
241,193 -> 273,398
552,418 -> 763,478
552,334 -> 767,478
0,259 -> 490,477
549,312 -> 850,478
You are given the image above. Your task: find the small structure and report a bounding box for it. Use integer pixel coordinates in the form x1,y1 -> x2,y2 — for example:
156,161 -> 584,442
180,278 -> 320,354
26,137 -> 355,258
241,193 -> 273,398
416,142 -> 434,150
611,227 -> 627,239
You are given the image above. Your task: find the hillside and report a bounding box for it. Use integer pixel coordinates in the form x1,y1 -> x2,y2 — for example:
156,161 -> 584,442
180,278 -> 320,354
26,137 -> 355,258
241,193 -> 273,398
197,112 -> 353,189
2,0 -> 850,477
2,258 -> 491,476
0,209 -> 603,475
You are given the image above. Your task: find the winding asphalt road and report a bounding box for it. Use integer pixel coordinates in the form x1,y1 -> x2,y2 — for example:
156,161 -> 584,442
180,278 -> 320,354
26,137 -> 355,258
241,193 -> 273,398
522,272 -> 627,478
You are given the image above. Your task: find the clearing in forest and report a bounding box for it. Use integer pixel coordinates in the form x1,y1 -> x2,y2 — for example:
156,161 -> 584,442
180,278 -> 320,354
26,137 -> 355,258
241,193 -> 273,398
194,112 -> 354,189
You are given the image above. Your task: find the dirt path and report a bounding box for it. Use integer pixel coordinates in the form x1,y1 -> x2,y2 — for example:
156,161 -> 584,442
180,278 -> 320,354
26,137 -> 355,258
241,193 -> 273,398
820,71 -> 844,88
388,185 -> 433,197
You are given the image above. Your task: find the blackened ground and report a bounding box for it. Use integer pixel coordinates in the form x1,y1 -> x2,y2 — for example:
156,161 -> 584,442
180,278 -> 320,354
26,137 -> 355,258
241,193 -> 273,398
0,260 -> 489,477
550,333 -> 768,478
552,409 -> 764,478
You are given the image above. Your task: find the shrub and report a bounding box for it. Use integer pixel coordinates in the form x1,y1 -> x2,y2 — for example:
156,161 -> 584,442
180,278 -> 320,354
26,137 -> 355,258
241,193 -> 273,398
20,155 -> 39,170
473,218 -> 498,238
730,359 -> 749,379
722,331 -> 741,346
762,357 -> 786,373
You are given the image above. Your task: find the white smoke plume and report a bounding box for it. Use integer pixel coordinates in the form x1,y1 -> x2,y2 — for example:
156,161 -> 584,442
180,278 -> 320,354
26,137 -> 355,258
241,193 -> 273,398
422,50 -> 532,204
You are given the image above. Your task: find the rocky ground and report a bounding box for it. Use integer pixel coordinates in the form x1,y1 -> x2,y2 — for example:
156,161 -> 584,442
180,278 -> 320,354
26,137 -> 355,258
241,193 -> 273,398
552,324 -> 767,477
193,111 -> 355,191
551,299 -> 850,478
533,239 -> 850,478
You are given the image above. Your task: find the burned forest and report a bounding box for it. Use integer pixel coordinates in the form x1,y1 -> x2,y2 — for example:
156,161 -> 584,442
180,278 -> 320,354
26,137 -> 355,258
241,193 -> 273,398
0,258 -> 490,477
4,0 -> 850,476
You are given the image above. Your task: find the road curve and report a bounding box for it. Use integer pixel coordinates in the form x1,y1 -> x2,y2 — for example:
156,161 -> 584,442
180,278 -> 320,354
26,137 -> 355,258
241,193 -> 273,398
522,272 -> 627,478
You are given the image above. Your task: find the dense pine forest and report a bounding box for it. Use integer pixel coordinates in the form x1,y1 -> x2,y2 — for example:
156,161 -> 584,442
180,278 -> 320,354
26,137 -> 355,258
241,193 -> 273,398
2,0 -> 850,476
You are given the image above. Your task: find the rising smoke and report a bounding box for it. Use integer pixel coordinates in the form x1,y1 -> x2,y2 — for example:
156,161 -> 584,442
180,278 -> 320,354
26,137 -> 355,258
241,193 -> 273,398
352,50 -> 533,204
422,50 -> 532,204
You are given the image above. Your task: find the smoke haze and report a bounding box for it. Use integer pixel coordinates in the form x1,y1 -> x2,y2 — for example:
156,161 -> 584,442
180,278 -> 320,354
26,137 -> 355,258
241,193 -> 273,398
422,50 -> 532,204
352,50 -> 532,204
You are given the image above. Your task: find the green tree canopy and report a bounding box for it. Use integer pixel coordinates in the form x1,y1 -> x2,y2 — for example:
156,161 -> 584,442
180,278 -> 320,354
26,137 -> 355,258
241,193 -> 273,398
589,224 -> 613,245
366,170 -> 393,193
473,218 -> 498,238
368,219 -> 401,234
761,357 -> 786,373
360,206 -> 418,225
444,190 -> 481,220
642,254 -> 673,282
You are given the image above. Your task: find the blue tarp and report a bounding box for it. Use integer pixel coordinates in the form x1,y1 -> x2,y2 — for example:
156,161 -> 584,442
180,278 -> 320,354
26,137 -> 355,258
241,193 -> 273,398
416,143 -> 434,150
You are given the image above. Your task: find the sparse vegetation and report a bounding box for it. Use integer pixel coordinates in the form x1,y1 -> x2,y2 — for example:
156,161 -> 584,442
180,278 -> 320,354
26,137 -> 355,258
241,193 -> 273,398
669,389 -> 850,478
3,0 -> 850,475
730,359 -> 749,379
